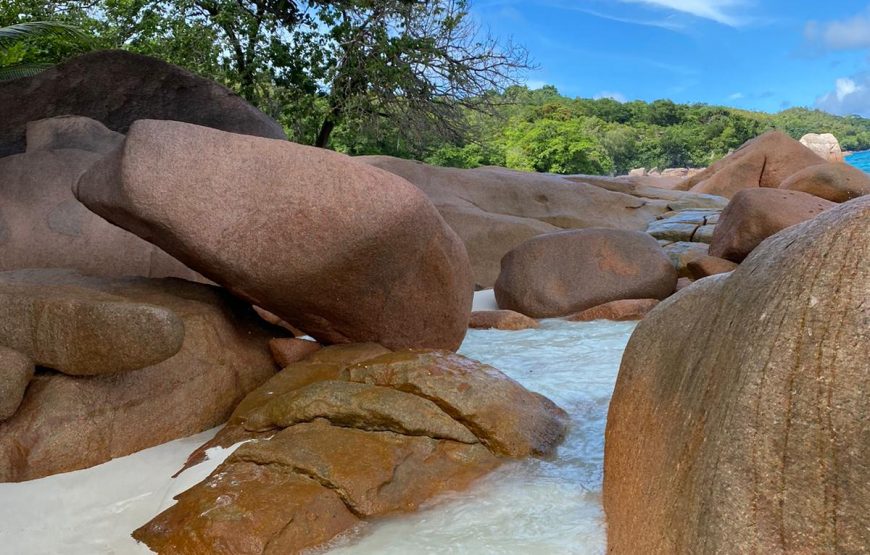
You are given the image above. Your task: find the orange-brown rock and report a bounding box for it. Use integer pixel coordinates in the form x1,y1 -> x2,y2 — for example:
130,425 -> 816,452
0,50 -> 286,157
469,310 -> 539,330
268,338 -> 321,367
685,255 -> 738,279
604,197 -> 870,554
359,156 -> 669,286
779,161 -> 870,202
0,273 -> 276,482
134,460 -> 358,555
663,241 -> 710,278
0,347 -> 33,421
242,380 -> 479,444
342,350 -> 568,457
677,131 -> 826,198
0,146 -> 201,280
494,229 -> 676,318
142,347 -> 563,555
232,420 -> 498,516
0,269 -> 185,376
180,343 -> 393,471
76,120 -> 472,351
564,298 -> 660,322
709,189 -> 835,262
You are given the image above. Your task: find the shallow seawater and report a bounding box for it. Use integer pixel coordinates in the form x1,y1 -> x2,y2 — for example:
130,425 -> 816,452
0,319 -> 634,555
328,319 -> 636,555
846,150 -> 870,173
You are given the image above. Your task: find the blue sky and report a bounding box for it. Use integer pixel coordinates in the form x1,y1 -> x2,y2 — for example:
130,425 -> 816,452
470,1 -> 870,116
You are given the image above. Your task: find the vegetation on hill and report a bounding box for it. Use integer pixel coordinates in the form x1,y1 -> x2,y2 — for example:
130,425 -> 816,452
4,1 -> 870,175
337,86 -> 870,175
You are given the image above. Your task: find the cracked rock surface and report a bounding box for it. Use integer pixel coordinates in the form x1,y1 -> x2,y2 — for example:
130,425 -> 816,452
137,346 -> 568,554
604,197 -> 870,554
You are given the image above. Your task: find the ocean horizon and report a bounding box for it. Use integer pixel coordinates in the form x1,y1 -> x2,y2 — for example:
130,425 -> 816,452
846,150 -> 870,173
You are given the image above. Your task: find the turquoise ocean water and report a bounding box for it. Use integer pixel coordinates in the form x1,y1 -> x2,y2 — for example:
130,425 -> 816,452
845,150 -> 870,172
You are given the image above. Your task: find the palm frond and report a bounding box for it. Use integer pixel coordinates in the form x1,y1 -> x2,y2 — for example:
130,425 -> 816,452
0,21 -> 89,46
0,62 -> 53,81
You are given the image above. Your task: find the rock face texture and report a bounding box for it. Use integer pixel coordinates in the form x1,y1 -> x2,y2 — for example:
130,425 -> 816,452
800,132 -> 844,162
359,156 -> 670,286
604,197 -> 870,554
710,189 -> 835,262
564,298 -> 660,322
678,131 -> 826,198
75,120 -> 472,351
779,162 -> 870,202
494,229 -> 676,318
0,270 -> 277,482
686,255 -> 738,279
0,50 -> 286,157
0,270 -> 185,376
0,118 -> 201,280
136,347 -> 567,554
0,347 -> 33,421
469,310 -> 539,330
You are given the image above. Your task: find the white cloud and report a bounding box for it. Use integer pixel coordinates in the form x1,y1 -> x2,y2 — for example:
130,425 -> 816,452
594,91 -> 628,102
616,0 -> 748,26
805,7 -> 870,51
728,92 -> 744,100
816,74 -> 870,117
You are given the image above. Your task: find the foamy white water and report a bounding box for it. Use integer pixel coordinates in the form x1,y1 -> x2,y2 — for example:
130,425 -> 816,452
0,319 -> 635,555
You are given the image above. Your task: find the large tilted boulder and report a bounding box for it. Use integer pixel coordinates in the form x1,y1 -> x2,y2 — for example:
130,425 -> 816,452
709,189 -> 835,262
494,229 -> 676,318
678,131 -> 826,198
75,120 -> 472,351
0,117 -> 202,280
779,161 -> 870,202
358,156 -> 670,286
136,348 -> 567,554
0,50 -> 286,157
604,197 -> 870,554
0,269 -> 278,482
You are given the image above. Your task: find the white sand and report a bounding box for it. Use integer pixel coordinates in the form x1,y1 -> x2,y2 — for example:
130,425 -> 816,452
1,293 -> 633,554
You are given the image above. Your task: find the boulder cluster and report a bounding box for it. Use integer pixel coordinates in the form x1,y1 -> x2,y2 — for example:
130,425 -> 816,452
1,48 -> 868,555
0,49 -> 570,555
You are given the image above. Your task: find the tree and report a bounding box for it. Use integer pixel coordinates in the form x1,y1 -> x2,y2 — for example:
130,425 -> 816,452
0,20 -> 91,79
310,0 -> 531,148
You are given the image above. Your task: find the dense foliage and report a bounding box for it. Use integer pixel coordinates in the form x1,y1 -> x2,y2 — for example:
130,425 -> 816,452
386,86 -> 870,175
4,1 -> 870,174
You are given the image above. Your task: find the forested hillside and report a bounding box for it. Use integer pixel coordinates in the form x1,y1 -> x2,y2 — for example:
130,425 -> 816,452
337,86 -> 870,175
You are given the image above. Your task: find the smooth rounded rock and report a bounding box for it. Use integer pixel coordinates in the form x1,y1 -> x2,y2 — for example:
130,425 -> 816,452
779,162 -> 870,202
564,298 -> 660,322
0,50 -> 286,157
709,188 -> 835,262
494,229 -> 676,318
0,272 -> 276,482
604,198 -> 870,554
468,310 -> 539,330
686,255 -> 738,279
0,269 -> 185,376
